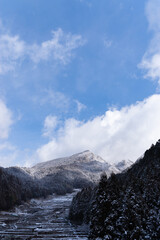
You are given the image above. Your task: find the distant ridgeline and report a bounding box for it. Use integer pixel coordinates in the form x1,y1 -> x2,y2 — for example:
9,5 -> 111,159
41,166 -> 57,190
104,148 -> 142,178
69,141 -> 160,239
0,150 -> 131,211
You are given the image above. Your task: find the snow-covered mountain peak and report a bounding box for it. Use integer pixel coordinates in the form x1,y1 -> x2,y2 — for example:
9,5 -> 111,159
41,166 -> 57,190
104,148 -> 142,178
31,150 -> 106,173
70,150 -> 106,163
114,159 -> 133,171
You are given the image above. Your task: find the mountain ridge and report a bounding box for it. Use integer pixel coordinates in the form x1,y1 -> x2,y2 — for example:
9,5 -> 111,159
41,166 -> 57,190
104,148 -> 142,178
0,150 -> 133,211
31,150 -> 107,170
30,150 -> 133,178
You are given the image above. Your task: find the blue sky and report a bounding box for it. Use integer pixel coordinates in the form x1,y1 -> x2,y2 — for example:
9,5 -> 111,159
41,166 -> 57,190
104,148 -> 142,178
0,0 -> 160,167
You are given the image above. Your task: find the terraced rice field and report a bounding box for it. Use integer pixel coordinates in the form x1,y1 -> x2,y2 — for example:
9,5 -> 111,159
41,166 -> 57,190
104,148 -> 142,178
0,191 -> 88,240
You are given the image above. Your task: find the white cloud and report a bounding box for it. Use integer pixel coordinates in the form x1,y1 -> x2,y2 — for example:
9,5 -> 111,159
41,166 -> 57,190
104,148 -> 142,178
36,94 -> 160,164
33,89 -> 87,114
34,89 -> 70,112
0,142 -> 15,151
0,34 -> 25,74
104,39 -> 112,48
0,26 -> 86,74
140,0 -> 160,85
29,28 -> 86,64
43,115 -> 58,138
0,142 -> 19,167
145,0 -> 160,32
0,101 -> 17,167
75,100 -> 86,113
78,0 -> 92,7
0,100 -> 13,139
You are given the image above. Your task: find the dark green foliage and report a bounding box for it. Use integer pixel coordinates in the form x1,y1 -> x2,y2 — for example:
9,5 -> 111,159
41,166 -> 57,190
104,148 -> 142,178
69,186 -> 96,224
41,169 -> 94,196
0,167 -> 21,210
69,140 -> 160,239
88,141 -> 160,239
0,167 -> 49,211
0,165 -> 95,211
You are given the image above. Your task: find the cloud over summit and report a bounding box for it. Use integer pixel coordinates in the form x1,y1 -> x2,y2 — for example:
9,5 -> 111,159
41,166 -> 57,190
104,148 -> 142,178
36,94 -> 160,164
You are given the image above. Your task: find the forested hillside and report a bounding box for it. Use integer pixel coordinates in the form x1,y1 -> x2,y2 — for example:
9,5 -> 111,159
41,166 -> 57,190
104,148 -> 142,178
69,141 -> 160,239
0,167 -> 48,210
0,150 -> 130,211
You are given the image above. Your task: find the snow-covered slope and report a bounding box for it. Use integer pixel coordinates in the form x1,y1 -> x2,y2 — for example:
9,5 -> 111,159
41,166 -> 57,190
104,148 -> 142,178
114,159 -> 133,172
0,150 -> 133,210
27,150 -> 133,195
30,150 -> 116,179
70,141 -> 160,239
31,150 -> 105,171
30,150 -> 133,178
